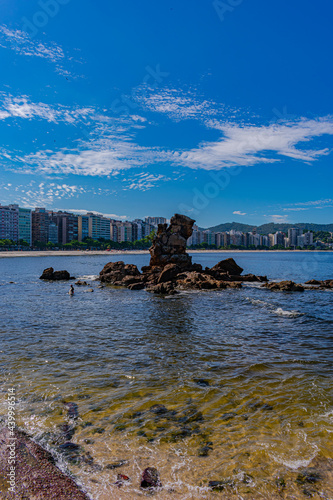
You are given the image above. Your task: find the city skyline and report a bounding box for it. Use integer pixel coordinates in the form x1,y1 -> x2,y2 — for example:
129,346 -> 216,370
0,1 -> 333,227
2,202 -> 332,250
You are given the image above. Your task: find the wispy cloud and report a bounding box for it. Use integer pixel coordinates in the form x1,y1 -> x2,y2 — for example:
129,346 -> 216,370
282,198 -> 333,211
0,25 -> 64,62
173,117 -> 333,170
126,172 -> 170,191
265,214 -> 289,223
0,181 -> 115,207
0,93 -> 96,124
57,209 -> 128,220
233,211 -> 246,216
133,85 -> 228,121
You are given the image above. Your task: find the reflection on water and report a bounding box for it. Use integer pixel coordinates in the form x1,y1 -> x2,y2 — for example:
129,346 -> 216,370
0,252 -> 333,498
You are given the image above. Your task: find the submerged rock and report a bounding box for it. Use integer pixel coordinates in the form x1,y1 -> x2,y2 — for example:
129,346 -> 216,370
64,401 -> 79,420
0,427 -> 89,499
141,467 -> 162,489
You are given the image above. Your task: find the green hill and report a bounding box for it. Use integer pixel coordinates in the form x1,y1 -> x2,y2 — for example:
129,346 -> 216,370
206,222 -> 333,234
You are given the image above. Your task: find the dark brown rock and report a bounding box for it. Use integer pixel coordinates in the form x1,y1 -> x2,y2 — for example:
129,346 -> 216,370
210,258 -> 243,276
40,268 -> 73,280
99,261 -> 141,284
158,263 -> 181,283
127,282 -> 145,290
0,427 -> 90,499
141,467 -> 162,489
262,281 -> 304,292
149,214 -> 195,268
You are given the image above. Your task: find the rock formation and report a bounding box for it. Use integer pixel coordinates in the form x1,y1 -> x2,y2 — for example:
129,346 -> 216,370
149,214 -> 195,268
0,427 -> 89,499
99,214 -> 268,294
40,267 -> 74,280
262,280 -> 304,292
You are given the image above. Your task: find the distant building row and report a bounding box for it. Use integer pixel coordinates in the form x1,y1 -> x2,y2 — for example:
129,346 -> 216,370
0,204 -> 166,245
187,226 -> 315,248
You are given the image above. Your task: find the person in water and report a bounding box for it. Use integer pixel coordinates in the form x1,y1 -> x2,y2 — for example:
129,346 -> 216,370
69,284 -> 74,295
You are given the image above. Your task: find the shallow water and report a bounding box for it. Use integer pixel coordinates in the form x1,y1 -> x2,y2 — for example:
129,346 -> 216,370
1,252 -> 333,499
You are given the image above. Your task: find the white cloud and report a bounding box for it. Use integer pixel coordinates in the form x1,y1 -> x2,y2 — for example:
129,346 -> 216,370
57,209 -> 127,220
133,85 -> 224,121
282,198 -> 333,211
0,25 -> 64,62
173,117 -> 333,170
126,173 -> 170,191
0,93 -> 98,124
266,214 -> 289,223
0,181 -> 116,208
233,211 -> 246,216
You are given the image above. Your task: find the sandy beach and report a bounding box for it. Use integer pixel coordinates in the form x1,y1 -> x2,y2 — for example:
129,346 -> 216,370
0,249 -> 330,258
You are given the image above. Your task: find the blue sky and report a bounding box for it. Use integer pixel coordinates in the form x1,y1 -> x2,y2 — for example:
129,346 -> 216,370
0,0 -> 332,227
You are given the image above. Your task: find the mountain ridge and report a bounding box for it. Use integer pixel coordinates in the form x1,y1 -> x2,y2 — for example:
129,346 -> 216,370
200,222 -> 333,234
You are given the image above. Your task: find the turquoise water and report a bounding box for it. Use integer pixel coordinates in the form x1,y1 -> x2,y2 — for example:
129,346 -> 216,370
0,252 -> 333,499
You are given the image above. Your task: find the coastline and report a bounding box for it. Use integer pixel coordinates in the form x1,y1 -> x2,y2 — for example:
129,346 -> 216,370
0,249 -> 332,258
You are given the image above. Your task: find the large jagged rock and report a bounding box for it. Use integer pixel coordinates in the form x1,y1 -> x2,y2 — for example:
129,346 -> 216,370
99,261 -> 141,284
149,214 -> 195,269
210,258 -> 243,276
0,427 -> 90,499
40,267 -> 73,280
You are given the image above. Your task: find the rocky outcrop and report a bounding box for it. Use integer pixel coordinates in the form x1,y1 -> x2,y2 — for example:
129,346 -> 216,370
149,214 -> 195,268
262,280 -> 304,292
0,427 -> 89,499
99,261 -> 141,285
98,214 -> 271,294
305,279 -> 333,289
40,267 -> 74,280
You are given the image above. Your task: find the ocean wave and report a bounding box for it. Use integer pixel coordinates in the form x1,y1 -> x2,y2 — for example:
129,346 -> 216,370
273,307 -> 304,318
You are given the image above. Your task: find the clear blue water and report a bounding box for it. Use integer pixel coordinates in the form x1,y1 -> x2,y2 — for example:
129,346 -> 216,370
0,251 -> 333,499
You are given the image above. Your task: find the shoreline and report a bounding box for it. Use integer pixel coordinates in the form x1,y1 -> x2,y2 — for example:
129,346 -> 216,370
0,249 -> 332,258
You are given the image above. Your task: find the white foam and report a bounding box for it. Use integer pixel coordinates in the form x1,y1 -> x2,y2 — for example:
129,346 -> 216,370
273,307 -> 303,318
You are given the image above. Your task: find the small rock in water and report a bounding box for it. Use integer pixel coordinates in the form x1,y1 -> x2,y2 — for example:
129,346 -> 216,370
92,427 -> 105,434
194,379 -> 210,387
208,480 -> 234,491
86,288 -> 94,292
198,445 -> 213,457
261,403 -> 273,411
105,460 -> 129,470
221,412 -> 237,421
64,402 -> 79,420
296,469 -> 321,484
59,442 -> 80,451
141,467 -> 162,489
149,404 -> 168,415
58,423 -> 75,441
115,474 -> 130,487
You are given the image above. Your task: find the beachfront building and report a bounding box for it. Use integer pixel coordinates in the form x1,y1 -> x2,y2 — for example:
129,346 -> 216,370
288,228 -> 302,248
87,212 -> 111,240
0,204 -> 19,241
297,231 -> 314,247
78,215 -> 90,242
32,208 -> 49,244
50,211 -> 79,244
18,207 -> 32,245
48,221 -> 58,244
